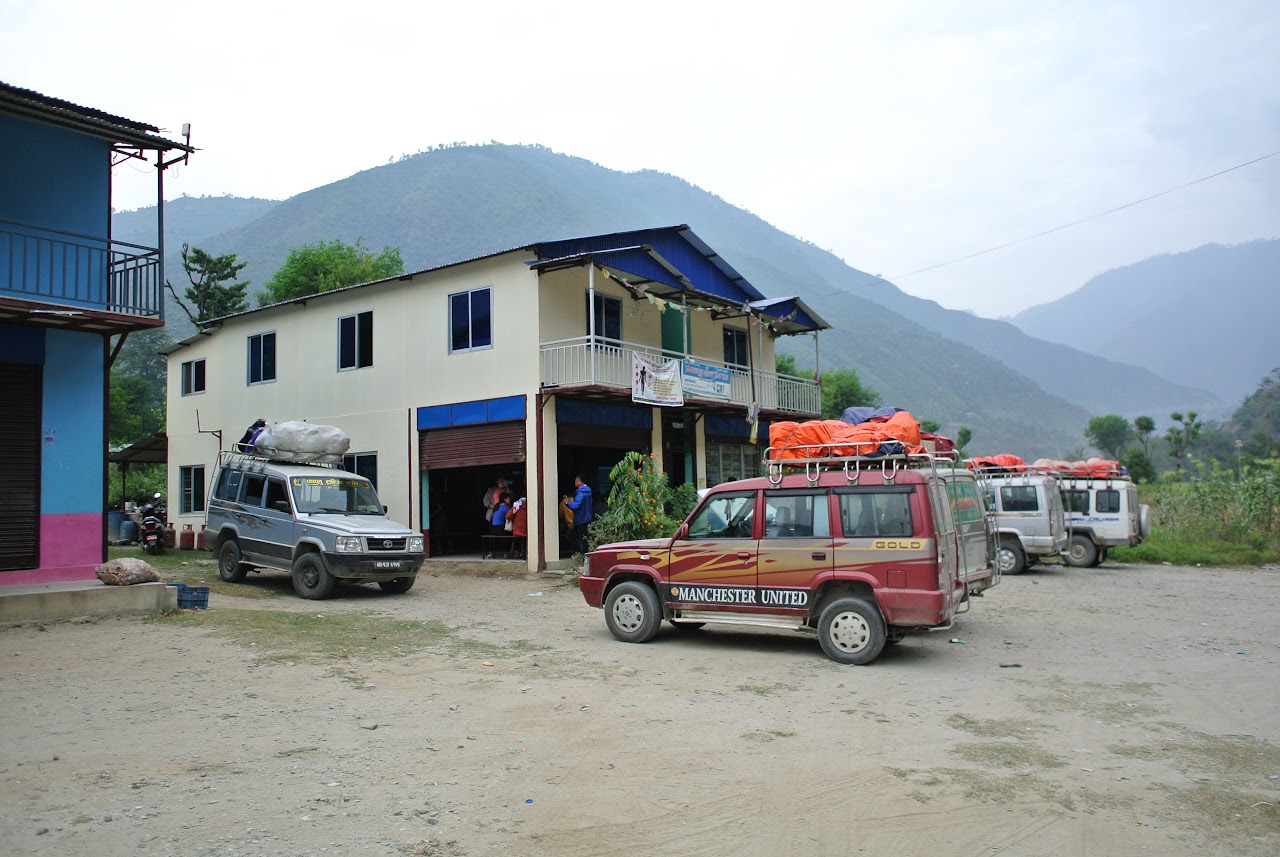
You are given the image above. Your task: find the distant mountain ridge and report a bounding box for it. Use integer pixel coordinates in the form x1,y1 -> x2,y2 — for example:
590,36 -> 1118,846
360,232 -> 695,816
114,144 -> 1220,458
1012,240 -> 1280,412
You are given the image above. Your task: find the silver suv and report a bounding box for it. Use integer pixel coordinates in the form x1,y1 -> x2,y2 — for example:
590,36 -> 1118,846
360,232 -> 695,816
206,452 -> 424,599
973,470 -> 1069,575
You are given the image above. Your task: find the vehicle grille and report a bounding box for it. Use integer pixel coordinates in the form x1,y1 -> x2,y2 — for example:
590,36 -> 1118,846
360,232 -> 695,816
368,538 -> 408,551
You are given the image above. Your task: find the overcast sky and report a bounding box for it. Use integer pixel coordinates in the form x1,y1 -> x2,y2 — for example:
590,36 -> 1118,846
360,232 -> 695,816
4,0 -> 1278,317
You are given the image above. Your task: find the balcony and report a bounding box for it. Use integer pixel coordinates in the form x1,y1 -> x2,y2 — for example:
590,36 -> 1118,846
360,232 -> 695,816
540,336 -> 820,416
1,219 -> 163,329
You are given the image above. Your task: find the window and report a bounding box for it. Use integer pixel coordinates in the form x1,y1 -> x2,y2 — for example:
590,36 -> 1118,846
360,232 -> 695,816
705,442 -> 762,486
838,490 -> 914,537
586,293 -> 621,343
213,469 -> 243,502
241,473 -> 267,507
999,485 -> 1040,512
180,358 -> 206,396
338,311 -> 374,370
248,332 -> 276,384
449,287 -> 492,353
264,478 -> 290,511
946,479 -> 986,525
686,491 -> 755,539
723,327 -> 749,367
1063,490 -> 1090,514
179,465 -> 205,514
343,452 -> 378,490
1096,490 -> 1121,514
763,491 -> 830,538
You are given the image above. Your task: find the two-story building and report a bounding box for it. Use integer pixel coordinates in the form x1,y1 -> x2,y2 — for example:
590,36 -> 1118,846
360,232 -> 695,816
0,82 -> 192,585
163,225 -> 827,571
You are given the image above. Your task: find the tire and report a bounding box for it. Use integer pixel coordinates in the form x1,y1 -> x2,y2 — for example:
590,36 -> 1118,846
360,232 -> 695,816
669,620 -> 705,632
1090,547 -> 1108,568
378,576 -> 416,594
816,596 -> 886,665
996,540 -> 1027,575
1063,534 -> 1099,568
1138,505 -> 1152,541
218,539 -> 248,582
292,553 -> 337,600
604,582 -> 663,644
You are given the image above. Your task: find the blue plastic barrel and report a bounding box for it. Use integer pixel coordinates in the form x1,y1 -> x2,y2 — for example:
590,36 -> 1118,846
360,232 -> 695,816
108,510 -> 126,542
120,519 -> 138,543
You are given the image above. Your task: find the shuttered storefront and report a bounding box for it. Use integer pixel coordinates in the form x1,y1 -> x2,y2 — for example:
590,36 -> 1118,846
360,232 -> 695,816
0,364 -> 40,571
419,422 -> 526,470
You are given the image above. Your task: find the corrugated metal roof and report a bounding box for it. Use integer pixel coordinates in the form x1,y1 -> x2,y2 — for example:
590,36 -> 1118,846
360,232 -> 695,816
0,80 -> 193,152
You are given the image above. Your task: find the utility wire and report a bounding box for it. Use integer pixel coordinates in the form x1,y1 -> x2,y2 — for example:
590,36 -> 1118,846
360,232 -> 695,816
882,149 -> 1280,283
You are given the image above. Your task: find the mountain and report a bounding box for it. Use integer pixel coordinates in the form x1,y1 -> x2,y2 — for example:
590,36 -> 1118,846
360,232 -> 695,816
117,144 -> 1212,458
112,195 -> 280,253
1012,240 -> 1280,412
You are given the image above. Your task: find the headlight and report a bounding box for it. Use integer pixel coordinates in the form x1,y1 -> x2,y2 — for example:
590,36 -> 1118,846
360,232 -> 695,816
408,535 -> 424,553
336,536 -> 362,552
580,556 -> 591,576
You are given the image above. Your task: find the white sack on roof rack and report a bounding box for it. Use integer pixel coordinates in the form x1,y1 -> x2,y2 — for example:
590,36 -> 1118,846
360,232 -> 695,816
253,420 -> 350,463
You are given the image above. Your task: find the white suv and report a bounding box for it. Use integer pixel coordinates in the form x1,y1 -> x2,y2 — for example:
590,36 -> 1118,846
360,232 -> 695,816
1058,473 -> 1152,566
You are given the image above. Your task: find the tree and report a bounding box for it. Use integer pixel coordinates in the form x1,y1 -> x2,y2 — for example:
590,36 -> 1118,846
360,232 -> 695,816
955,426 -> 973,457
109,374 -> 164,444
920,419 -> 941,434
1085,415 -> 1133,460
775,353 -> 798,376
1133,416 -> 1156,457
166,244 -> 250,324
1165,411 -> 1203,473
1120,448 -> 1156,483
819,368 -> 882,420
257,238 -> 404,306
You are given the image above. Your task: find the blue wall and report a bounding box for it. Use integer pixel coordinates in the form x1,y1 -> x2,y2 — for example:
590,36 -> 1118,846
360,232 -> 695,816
41,330 -> 104,514
0,113 -> 110,237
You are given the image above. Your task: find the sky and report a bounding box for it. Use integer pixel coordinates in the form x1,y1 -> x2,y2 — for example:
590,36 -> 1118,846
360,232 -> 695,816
3,0 -> 1278,318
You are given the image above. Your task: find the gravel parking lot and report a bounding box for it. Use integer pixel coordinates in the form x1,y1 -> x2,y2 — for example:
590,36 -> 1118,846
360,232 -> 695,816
2,561 -> 1278,856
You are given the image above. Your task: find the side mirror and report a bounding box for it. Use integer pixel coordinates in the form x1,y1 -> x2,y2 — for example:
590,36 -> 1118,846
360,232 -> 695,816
675,522 -> 688,541
383,505 -> 388,514
273,501 -> 290,513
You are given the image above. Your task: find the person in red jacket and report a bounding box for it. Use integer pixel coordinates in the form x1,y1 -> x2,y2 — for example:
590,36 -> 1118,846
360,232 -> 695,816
506,491 -> 529,559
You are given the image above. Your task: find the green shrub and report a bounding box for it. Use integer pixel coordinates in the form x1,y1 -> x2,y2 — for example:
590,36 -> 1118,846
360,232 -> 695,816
585,452 -> 682,551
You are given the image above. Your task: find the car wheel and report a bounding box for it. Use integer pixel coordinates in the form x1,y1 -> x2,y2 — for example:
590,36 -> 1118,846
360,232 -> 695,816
218,538 -> 248,582
669,620 -> 705,632
1064,534 -> 1098,568
817,596 -> 886,665
1090,547 -> 1108,568
378,577 -> 416,594
292,553 -> 336,600
604,582 -> 662,643
1138,505 -> 1153,540
996,540 -> 1026,575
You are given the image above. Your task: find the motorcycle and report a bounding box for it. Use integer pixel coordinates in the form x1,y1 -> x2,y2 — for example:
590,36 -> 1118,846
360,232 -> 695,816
141,492 -> 165,555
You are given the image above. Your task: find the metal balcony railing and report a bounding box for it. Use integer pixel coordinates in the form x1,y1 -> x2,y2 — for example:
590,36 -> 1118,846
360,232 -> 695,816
539,335 -> 820,415
1,219 -> 163,319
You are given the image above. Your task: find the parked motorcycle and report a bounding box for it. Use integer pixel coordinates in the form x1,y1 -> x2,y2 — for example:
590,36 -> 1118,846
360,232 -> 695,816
141,492 -> 165,555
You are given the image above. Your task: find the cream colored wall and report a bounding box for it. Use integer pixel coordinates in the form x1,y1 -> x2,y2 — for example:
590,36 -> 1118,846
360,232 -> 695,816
536,267 -> 662,350
165,250 -> 541,533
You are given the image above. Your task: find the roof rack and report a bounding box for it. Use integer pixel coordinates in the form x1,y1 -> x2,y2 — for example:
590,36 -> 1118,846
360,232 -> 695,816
764,443 -> 960,486
217,448 -> 344,469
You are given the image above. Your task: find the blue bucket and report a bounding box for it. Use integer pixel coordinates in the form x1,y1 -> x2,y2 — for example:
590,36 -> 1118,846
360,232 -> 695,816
108,510 -> 126,542
120,518 -> 138,543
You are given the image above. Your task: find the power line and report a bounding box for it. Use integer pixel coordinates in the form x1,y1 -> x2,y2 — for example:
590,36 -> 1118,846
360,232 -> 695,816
883,149 -> 1280,283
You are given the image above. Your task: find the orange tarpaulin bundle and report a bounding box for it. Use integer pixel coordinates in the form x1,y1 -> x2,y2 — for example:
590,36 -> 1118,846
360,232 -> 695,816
1031,458 -> 1125,478
966,454 -> 1027,472
769,411 -> 924,460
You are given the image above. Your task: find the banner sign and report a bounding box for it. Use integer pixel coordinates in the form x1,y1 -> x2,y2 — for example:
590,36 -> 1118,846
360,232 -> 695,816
682,360 -> 732,400
633,352 -> 684,406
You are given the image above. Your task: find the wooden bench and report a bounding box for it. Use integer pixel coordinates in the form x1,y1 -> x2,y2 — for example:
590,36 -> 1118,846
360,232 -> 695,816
481,534 -> 520,558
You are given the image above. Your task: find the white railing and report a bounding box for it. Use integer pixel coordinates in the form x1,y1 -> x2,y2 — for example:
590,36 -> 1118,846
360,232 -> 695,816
539,336 -> 820,415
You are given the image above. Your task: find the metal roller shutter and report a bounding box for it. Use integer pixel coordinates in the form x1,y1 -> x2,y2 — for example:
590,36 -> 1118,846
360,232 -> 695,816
0,364 -> 40,571
420,422 -> 526,470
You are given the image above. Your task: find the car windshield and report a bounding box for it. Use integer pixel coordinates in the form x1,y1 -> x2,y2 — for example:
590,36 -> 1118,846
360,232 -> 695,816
290,474 -> 384,515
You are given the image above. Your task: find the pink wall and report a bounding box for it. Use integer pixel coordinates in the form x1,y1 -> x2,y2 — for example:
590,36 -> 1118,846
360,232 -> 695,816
1,513 -> 102,585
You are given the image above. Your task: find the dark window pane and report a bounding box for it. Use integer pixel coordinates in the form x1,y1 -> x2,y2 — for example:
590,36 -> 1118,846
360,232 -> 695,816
357,311 -> 374,368
249,338 -> 262,383
339,315 -> 356,368
262,333 -> 276,380
471,289 -> 491,348
1097,490 -> 1121,514
450,293 -> 469,351
193,360 -> 205,392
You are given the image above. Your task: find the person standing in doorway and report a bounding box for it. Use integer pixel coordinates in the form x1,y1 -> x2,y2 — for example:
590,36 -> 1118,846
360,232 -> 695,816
506,490 -> 528,559
483,476 -> 508,523
563,473 -> 594,555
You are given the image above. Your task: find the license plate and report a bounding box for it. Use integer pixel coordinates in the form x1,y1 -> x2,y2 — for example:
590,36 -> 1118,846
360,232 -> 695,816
374,561 -> 400,569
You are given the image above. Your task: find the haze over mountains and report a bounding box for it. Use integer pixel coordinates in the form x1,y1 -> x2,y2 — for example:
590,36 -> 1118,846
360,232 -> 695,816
114,144 -> 1245,458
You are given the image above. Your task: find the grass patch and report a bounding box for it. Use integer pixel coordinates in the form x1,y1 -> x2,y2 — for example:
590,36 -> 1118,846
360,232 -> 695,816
736,682 -> 796,696
952,741 -> 1066,770
1110,532 -> 1277,567
1019,678 -> 1163,723
886,766 -> 1088,812
108,546 -> 284,601
148,607 -> 535,664
946,713 -> 1048,739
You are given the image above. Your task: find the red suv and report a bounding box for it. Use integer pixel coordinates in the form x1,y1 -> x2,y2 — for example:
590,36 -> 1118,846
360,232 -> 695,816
578,458 -> 994,665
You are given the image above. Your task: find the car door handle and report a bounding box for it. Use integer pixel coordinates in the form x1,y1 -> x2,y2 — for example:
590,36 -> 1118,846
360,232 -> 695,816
812,552 -> 827,560
736,551 -> 752,564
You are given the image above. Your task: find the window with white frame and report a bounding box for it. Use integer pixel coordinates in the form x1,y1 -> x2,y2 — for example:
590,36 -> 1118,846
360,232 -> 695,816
343,452 -> 378,490
586,293 -> 621,343
723,327 -> 749,368
180,358 -> 206,396
180,465 -> 206,514
247,331 -> 276,385
338,311 -> 373,370
448,287 -> 492,353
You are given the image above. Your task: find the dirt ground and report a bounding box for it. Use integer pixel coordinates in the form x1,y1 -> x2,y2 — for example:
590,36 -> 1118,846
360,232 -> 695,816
2,560 -> 1278,857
